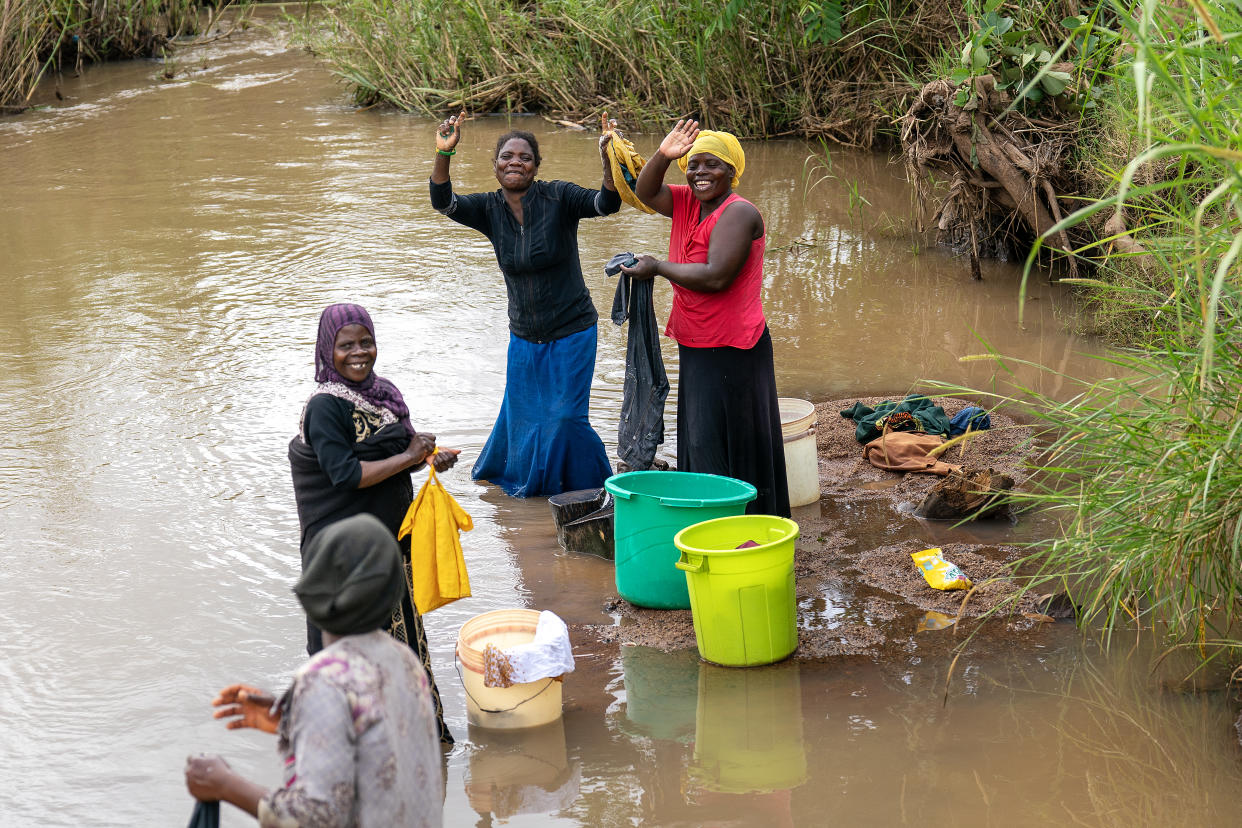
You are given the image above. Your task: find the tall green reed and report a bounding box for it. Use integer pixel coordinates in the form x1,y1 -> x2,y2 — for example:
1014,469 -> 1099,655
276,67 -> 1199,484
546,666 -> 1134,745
299,0 -> 1079,142
1,0 -> 56,109
952,0 -> 1242,668
2,0 -> 214,109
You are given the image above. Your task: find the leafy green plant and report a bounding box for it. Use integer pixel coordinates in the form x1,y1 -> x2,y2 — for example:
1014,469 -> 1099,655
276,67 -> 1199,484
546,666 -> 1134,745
300,0 -> 1085,144
949,0 -> 1118,112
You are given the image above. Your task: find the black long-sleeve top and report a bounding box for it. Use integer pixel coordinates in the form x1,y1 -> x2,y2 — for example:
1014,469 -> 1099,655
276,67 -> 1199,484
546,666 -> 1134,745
288,394 -> 416,554
430,178 -> 622,343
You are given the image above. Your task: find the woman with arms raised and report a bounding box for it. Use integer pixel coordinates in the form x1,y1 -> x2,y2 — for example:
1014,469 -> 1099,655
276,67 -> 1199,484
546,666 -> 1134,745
288,303 -> 458,742
620,120 -> 790,518
429,112 -> 620,497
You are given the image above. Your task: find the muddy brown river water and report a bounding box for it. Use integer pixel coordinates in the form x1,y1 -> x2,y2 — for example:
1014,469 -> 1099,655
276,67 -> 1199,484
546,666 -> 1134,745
1,21 -> 1239,828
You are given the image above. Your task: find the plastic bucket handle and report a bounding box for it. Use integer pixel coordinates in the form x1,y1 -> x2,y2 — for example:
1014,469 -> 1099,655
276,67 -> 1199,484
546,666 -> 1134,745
454,649 -> 559,714
782,426 -> 815,445
675,552 -> 708,574
665,498 -> 710,509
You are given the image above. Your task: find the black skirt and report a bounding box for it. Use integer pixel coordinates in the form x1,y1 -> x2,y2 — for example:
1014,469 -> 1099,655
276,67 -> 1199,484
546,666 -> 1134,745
676,327 -> 791,518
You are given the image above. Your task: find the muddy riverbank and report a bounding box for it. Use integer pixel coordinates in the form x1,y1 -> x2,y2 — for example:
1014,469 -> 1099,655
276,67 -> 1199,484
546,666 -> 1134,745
579,396 -> 1047,660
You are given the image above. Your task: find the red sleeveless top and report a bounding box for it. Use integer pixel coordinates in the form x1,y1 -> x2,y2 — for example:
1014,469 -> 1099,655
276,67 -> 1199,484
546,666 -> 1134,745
664,185 -> 766,349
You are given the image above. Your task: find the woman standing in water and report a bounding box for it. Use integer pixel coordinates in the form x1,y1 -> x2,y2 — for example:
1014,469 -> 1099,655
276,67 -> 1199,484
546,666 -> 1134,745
288,303 -> 458,742
185,514 -> 443,826
621,120 -> 790,517
429,112 -> 620,497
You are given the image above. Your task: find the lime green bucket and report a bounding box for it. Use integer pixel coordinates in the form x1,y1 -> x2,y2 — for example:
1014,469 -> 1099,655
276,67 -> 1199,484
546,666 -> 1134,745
674,515 -> 799,666
605,471 -> 756,609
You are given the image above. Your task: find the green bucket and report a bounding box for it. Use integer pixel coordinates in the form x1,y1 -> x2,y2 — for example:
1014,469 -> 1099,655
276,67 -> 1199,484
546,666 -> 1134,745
605,471 -> 756,609
674,514 -> 799,666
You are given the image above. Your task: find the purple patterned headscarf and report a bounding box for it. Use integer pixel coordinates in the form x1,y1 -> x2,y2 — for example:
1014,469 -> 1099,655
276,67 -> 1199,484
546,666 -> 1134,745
314,303 -> 413,435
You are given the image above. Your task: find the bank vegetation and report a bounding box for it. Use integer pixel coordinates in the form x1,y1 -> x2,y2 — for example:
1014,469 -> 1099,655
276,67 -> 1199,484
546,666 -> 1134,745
301,0 -> 1082,147
942,1 -> 1242,676
0,0 -> 247,111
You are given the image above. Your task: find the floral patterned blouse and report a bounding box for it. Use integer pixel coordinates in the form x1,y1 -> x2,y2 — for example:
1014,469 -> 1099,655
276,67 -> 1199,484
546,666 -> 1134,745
258,630 -> 442,827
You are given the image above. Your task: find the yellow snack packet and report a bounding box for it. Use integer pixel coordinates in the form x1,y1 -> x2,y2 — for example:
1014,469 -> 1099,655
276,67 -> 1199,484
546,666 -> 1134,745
911,547 -> 973,591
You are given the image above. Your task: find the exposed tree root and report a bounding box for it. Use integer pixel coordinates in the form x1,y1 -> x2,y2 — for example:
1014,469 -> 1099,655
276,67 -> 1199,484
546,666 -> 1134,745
902,75 -> 1088,278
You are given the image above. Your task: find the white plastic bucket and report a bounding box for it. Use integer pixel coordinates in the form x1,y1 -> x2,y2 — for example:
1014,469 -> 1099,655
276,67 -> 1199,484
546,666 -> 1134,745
778,398 -> 819,507
456,609 -> 564,730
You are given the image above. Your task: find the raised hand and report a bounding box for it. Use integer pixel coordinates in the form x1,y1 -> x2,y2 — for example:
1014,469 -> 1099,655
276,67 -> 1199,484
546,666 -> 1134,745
598,110 -> 618,158
212,684 -> 279,734
436,110 -> 467,153
658,118 -> 700,160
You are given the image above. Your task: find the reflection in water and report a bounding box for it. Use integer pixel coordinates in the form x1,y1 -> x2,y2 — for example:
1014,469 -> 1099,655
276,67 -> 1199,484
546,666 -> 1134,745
688,662 -> 805,824
1,20 -> 1238,828
465,721 -> 579,822
611,646 -> 806,826
620,645 -> 699,743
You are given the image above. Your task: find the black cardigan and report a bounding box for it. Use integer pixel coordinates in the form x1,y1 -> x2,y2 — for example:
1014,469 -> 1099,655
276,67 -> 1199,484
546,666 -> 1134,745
430,177 -> 621,343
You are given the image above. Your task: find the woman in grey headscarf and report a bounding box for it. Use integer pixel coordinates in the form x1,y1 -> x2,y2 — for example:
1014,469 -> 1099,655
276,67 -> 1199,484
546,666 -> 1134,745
184,514 -> 443,827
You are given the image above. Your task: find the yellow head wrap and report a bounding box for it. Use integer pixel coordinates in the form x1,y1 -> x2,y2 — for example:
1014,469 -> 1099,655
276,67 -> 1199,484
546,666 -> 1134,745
676,130 -> 745,189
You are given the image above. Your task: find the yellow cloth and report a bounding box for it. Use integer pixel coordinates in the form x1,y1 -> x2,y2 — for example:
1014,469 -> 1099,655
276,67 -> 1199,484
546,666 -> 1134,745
603,129 -> 655,214
397,465 -> 473,613
676,130 -> 745,188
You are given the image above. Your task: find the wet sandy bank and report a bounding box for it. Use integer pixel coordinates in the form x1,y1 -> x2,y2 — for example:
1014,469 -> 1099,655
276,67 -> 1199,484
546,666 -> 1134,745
575,395 -> 1054,661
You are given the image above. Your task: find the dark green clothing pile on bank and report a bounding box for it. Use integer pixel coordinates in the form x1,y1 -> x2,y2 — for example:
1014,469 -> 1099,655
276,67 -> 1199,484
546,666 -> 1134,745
840,394 -> 952,444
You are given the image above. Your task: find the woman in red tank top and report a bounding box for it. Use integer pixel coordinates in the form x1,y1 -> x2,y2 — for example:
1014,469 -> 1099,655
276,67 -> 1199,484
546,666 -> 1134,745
620,120 -> 790,517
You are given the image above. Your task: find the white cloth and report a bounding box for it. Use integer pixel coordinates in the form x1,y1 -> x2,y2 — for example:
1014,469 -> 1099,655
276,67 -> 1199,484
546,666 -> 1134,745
503,611 -> 575,684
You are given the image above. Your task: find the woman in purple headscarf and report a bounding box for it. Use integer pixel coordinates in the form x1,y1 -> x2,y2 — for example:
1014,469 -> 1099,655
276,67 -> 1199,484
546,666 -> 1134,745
288,303 -> 458,743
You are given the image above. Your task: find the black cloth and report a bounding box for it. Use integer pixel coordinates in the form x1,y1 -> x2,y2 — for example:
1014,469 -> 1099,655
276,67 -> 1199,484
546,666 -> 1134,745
289,393 -> 453,743
611,271 -> 669,470
186,801 -> 219,828
429,178 -> 622,343
295,514 -> 405,637
676,327 -> 791,518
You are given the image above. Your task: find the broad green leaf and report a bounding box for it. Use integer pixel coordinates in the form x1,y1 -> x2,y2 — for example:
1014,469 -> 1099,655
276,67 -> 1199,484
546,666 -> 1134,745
972,45 -> 990,73
1041,75 -> 1068,96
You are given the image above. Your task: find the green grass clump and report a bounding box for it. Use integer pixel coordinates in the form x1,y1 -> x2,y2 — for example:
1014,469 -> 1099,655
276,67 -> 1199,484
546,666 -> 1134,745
968,0 -> 1242,670
1,0 -> 216,110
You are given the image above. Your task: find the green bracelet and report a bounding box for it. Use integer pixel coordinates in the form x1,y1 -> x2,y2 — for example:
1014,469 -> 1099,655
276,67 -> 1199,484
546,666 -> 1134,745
437,148 -> 456,157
